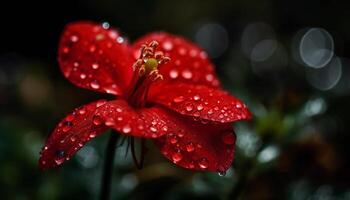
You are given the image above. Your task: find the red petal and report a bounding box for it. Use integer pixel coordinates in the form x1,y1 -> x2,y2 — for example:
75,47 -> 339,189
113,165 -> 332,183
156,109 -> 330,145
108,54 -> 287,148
95,99 -> 170,138
39,100 -> 109,169
149,84 -> 252,123
153,109 -> 236,172
58,21 -> 134,95
132,32 -> 221,88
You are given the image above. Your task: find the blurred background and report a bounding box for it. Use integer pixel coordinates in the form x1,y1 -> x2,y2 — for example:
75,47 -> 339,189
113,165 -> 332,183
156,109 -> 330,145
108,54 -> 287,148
1,0 -> 350,199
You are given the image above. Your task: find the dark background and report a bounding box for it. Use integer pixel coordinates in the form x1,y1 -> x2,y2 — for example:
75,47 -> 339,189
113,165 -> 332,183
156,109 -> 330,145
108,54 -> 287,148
1,0 -> 350,199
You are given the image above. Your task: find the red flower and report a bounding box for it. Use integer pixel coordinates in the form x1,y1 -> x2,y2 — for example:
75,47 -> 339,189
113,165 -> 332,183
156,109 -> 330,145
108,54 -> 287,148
39,21 -> 251,172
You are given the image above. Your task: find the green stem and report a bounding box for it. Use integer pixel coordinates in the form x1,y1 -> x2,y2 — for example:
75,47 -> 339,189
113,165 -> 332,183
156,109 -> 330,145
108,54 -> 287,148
99,131 -> 119,200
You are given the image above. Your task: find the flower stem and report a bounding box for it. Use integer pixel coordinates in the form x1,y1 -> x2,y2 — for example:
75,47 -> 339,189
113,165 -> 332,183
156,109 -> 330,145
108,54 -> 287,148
99,130 -> 119,200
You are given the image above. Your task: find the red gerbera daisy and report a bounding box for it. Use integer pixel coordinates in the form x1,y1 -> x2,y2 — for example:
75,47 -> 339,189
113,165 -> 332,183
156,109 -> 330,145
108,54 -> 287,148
39,21 -> 251,173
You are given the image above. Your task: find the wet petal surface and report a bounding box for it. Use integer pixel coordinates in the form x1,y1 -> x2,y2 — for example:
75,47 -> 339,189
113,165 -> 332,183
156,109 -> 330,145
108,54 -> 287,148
149,83 -> 252,123
58,21 -> 134,95
39,100 -> 109,169
95,99 -> 170,138
153,108 -> 236,172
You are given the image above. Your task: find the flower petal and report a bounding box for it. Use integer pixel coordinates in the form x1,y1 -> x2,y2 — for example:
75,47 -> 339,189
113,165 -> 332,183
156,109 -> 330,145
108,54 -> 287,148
132,32 -> 221,88
149,83 -> 252,123
58,21 -> 134,95
153,109 -> 236,172
94,99 -> 170,138
39,100 -> 109,169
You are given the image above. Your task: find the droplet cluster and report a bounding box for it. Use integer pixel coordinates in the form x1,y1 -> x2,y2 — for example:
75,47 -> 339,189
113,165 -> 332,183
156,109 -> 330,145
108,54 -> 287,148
153,84 -> 251,123
59,22 -> 134,96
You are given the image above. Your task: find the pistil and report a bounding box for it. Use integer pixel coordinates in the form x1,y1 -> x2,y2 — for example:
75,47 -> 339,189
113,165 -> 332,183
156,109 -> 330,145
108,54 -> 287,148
126,40 -> 170,108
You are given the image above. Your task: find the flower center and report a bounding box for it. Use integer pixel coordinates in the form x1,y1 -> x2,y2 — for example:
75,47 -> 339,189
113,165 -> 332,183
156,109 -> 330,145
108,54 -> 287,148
126,41 -> 170,107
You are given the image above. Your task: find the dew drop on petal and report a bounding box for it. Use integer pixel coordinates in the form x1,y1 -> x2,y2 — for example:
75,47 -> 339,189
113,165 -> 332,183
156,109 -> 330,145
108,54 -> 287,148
163,41 -> 173,51
89,132 -> 96,138
70,136 -> 76,142
182,69 -> 193,79
105,118 -> 115,126
169,135 -> 178,144
169,69 -> 179,79
122,125 -> 131,134
150,126 -> 157,132
197,104 -> 204,111
80,73 -> 86,79
92,63 -> 99,69
117,36 -> 124,44
193,95 -> 201,101
93,115 -> 103,126
198,158 -> 209,169
90,80 -> 100,89
62,121 -> 73,132
186,104 -> 193,112
186,142 -> 195,152
173,96 -> 185,103
206,74 -> 214,82
218,171 -> 226,176
70,35 -> 79,42
172,152 -> 183,163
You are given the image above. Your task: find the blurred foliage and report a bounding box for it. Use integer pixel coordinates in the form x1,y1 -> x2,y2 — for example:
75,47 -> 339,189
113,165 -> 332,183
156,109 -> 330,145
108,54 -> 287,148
1,0 -> 350,199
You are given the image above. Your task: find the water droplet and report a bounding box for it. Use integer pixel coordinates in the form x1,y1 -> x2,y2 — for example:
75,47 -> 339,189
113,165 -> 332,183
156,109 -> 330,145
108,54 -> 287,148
193,95 -> 200,101
206,74 -> 214,82
197,104 -> 204,111
89,133 -> 96,138
102,22 -> 110,29
62,121 -> 73,132
73,62 -> 79,67
186,104 -> 193,112
55,158 -> 65,165
70,136 -> 76,142
173,96 -> 185,103
89,45 -> 96,52
235,103 -> 242,108
163,41 -> 173,51
150,126 -> 157,132
186,142 -> 195,152
92,63 -> 99,69
93,115 -> 103,125
218,171 -> 226,176
105,118 -> 115,126
122,125 -> 131,133
80,73 -> 86,79
222,132 -> 235,145
70,35 -> 78,42
189,49 -> 198,57
207,109 -> 214,115
117,36 -> 124,43
169,135 -> 178,144
162,126 -> 168,131
182,69 -> 193,79
169,69 -> 179,79
63,47 -> 70,54
90,80 -> 100,89
198,158 -> 209,169
117,116 -> 123,121
172,152 -> 183,163
178,48 -> 187,55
